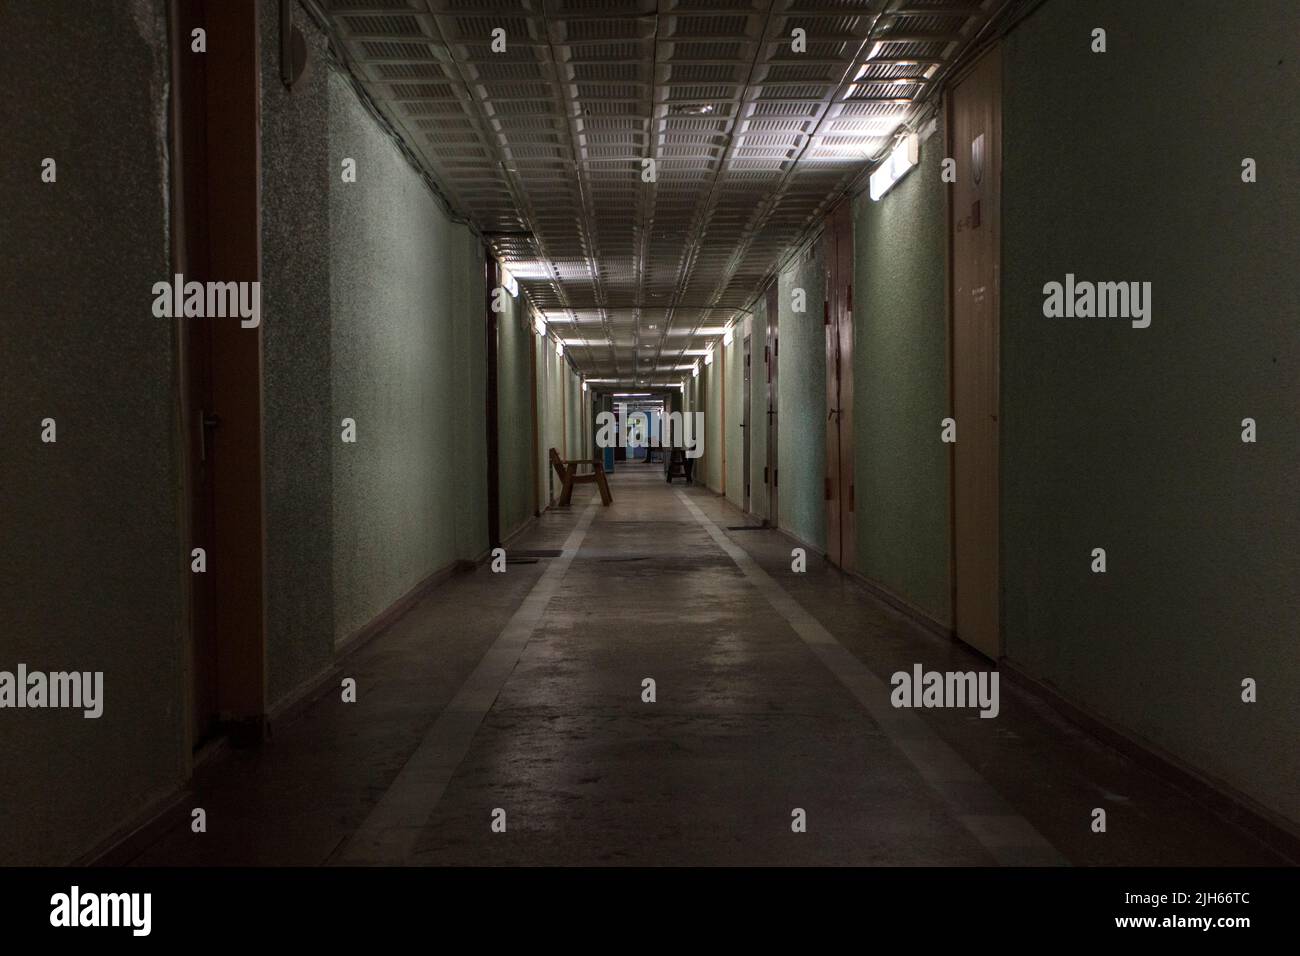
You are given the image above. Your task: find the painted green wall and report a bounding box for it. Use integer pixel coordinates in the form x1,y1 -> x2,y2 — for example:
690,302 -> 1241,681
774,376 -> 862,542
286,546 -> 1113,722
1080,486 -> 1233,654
749,300 -> 770,521
851,117 -> 952,624
1002,0 -> 1300,825
497,289 -> 533,540
777,245 -> 827,551
724,331 -> 744,507
707,358 -> 728,494
539,339 -> 566,500
328,65 -> 473,648
565,364 -> 582,459
262,0 -> 334,705
452,230 -> 488,562
0,0 -> 182,866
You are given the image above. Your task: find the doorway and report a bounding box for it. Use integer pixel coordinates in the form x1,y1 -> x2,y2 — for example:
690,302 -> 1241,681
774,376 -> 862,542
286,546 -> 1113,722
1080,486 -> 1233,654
171,0 -> 267,748
949,46 -> 1003,659
764,283 -> 779,526
742,334 -> 752,513
823,200 -> 855,572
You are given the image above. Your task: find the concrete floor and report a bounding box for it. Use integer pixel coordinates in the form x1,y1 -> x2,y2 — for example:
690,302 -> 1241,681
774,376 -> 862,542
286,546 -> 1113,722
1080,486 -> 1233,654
129,465 -> 1288,866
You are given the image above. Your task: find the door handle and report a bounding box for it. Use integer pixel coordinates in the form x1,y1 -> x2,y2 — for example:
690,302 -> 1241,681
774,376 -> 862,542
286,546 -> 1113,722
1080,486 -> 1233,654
199,411 -> 221,463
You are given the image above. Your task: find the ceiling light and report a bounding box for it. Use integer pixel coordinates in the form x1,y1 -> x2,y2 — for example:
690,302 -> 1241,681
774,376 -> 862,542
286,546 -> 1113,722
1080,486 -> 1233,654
870,132 -> 919,201
534,315 -> 546,336
723,325 -> 734,346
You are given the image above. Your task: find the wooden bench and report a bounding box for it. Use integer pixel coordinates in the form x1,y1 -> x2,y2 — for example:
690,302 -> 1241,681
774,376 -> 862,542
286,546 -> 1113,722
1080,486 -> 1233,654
549,448 -> 613,506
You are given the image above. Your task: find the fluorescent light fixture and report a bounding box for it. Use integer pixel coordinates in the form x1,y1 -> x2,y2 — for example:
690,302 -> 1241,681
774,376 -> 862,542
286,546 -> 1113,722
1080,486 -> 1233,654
704,349 -> 713,366
694,326 -> 729,335
581,381 -> 588,393
498,264 -> 519,296
723,325 -> 734,346
613,392 -> 652,397
869,132 -> 919,202
555,340 -> 564,356
692,363 -> 700,378
534,314 -> 546,336
503,261 -> 551,281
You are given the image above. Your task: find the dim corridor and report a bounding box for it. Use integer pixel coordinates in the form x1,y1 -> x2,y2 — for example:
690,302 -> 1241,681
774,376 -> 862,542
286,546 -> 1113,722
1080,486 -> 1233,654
125,467 -> 1286,867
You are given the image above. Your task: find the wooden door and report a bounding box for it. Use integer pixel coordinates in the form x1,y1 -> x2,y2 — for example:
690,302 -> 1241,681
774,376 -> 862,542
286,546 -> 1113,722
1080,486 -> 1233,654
173,0 -> 267,746
950,46 -> 1002,659
823,200 -> 855,571
765,283 -> 779,525
742,334 -> 751,512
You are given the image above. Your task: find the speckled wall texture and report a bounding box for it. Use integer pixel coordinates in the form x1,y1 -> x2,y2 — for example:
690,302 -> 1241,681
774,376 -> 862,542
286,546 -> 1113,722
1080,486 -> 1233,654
497,289 -> 533,540
327,68 -> 479,648
703,358 -> 722,492
261,5 -> 491,701
261,0 -> 335,706
777,245 -> 827,552
851,117 -> 951,624
724,331 -> 744,508
0,0 -> 183,865
1002,0 -> 1300,825
749,298 -> 769,521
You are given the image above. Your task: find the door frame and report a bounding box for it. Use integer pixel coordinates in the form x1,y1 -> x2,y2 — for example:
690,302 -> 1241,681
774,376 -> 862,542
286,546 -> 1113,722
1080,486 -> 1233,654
823,199 -> 855,572
764,282 -> 779,526
947,44 -> 1003,660
742,333 -> 752,513
171,0 -> 267,748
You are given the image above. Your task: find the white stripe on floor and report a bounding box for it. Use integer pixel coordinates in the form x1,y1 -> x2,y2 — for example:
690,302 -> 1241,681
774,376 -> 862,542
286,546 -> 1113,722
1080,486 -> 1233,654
335,501 -> 599,865
675,490 -> 1067,866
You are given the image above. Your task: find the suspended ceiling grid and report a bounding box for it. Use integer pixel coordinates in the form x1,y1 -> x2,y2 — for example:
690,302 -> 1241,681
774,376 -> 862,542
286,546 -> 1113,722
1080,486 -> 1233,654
310,0 -> 1008,384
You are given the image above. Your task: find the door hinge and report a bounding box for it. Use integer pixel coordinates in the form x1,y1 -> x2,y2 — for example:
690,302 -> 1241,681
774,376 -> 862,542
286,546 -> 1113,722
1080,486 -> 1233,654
823,300 -> 830,325
774,468 -> 778,487
764,345 -> 769,364
763,466 -> 768,483
824,476 -> 832,500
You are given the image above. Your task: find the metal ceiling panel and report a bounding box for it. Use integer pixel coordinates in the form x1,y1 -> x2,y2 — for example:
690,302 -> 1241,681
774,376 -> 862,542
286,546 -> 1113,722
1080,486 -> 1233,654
309,0 -> 1009,383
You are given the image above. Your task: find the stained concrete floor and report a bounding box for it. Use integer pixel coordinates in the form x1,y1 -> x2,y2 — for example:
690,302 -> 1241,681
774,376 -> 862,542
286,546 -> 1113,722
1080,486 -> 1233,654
129,465 -> 1289,866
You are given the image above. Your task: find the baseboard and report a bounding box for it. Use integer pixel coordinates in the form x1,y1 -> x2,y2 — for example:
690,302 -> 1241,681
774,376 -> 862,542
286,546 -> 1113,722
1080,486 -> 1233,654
76,786 -> 194,867
81,556 -> 472,867
1001,659 -> 1300,864
500,514 -> 537,548
769,522 -> 827,564
846,569 -> 954,641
